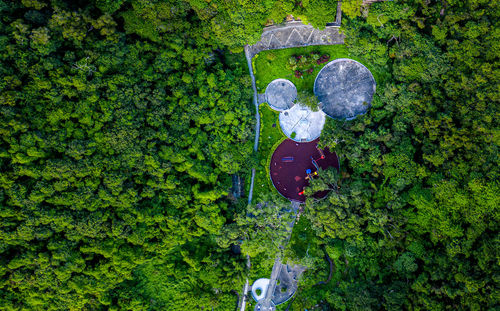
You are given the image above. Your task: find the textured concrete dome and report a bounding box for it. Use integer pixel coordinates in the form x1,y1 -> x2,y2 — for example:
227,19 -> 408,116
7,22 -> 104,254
265,79 -> 297,111
314,59 -> 376,120
279,104 -> 325,142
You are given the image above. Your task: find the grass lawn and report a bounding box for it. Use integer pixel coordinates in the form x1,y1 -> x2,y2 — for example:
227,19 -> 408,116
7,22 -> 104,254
252,104 -> 286,202
253,45 -> 387,94
252,46 -> 390,202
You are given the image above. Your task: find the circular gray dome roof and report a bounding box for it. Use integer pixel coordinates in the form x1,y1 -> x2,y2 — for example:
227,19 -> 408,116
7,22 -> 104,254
265,79 -> 297,111
314,59 -> 376,120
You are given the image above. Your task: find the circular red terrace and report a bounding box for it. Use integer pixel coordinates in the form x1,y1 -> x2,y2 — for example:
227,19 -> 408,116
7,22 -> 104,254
270,138 -> 340,202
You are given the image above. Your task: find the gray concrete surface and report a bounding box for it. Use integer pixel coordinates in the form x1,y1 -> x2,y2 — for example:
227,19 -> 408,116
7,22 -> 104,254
244,45 -> 260,205
254,257 -> 281,311
255,299 -> 276,311
279,104 -> 325,142
248,168 -> 256,205
266,79 -> 297,111
252,258 -> 306,310
247,22 -> 344,59
314,58 -> 376,120
251,278 -> 271,301
258,93 -> 267,104
272,264 -> 306,305
240,278 -> 250,311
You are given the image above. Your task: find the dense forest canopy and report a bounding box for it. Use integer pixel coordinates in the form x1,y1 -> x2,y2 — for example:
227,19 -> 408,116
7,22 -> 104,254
0,0 -> 498,310
0,0 -> 256,309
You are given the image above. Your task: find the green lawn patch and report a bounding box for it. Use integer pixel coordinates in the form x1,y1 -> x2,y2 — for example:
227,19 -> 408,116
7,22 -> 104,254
253,45 -> 388,94
253,104 -> 286,201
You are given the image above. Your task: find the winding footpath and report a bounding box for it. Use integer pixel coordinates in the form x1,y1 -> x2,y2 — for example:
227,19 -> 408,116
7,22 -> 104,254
245,45 -> 260,205
245,45 -> 261,154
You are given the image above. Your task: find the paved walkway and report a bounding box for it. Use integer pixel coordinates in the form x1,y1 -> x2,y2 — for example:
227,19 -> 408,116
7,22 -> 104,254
248,168 -> 256,205
239,255 -> 252,311
245,44 -> 260,206
258,93 -> 267,104
245,45 -> 261,154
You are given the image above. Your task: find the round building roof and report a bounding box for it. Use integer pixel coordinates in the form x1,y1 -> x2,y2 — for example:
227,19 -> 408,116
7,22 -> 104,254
314,59 -> 376,120
265,79 -> 297,111
279,104 -> 325,142
251,278 -> 270,302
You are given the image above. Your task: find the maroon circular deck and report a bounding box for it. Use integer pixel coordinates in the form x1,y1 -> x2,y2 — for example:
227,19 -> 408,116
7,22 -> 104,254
270,138 -> 339,202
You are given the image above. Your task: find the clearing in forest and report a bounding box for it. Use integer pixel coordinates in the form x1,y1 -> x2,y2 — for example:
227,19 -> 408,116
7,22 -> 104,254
269,138 -> 339,202
252,45 -> 376,201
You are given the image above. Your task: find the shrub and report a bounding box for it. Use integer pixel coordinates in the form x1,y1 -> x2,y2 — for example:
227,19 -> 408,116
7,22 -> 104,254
266,52 -> 276,61
296,91 -> 319,111
317,54 -> 330,64
287,51 -> 329,76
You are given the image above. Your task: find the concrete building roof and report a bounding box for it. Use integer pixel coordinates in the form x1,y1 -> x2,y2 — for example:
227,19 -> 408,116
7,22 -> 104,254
265,79 -> 297,111
314,58 -> 376,120
279,104 -> 325,142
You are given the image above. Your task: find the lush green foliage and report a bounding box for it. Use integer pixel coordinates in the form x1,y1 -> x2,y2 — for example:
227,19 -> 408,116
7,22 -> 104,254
0,0 -> 498,310
184,0 -> 338,52
296,91 -> 320,111
0,1 -> 254,310
285,1 -> 500,310
287,51 -> 330,79
253,104 -> 286,201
